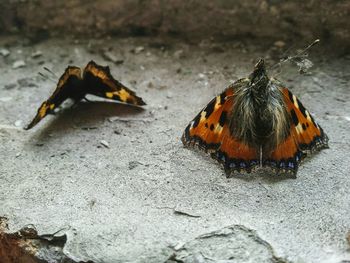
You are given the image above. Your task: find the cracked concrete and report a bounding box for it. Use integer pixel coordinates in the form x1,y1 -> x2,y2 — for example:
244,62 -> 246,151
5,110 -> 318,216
0,36 -> 350,263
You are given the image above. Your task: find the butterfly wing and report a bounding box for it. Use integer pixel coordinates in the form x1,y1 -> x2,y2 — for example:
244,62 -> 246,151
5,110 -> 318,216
25,67 -> 82,130
263,87 -> 329,173
182,86 -> 259,175
83,61 -> 146,106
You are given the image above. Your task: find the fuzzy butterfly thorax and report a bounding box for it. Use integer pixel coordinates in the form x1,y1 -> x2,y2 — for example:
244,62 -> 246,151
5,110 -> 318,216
229,59 -> 290,154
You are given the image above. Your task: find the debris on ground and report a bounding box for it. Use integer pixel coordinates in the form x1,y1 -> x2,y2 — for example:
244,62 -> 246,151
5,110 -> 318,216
295,58 -> 314,74
0,48 -> 10,57
132,46 -> 145,54
173,209 -> 201,218
274,41 -> 286,48
17,77 -> 38,88
173,49 -> 185,59
12,60 -> 26,69
14,120 -> 22,127
102,51 -> 124,64
0,218 -> 94,263
100,140 -> 110,148
31,51 -> 43,58
129,161 -> 142,170
167,225 -> 289,263
0,97 -> 12,102
4,83 -> 16,89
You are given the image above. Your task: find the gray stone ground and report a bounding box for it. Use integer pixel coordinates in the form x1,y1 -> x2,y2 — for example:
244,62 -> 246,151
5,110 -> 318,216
0,36 -> 349,263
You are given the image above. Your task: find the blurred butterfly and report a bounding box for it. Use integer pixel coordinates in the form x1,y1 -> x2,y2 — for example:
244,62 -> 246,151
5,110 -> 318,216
182,59 -> 328,176
25,60 -> 146,130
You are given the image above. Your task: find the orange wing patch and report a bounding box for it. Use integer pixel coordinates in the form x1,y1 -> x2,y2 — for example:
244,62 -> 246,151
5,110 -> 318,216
263,88 -> 328,174
282,88 -> 328,152
182,87 -> 259,175
182,88 -> 234,151
263,134 -> 305,174
83,61 -> 145,106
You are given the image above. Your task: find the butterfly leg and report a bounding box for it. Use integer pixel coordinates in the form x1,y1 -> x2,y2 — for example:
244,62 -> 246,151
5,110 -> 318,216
224,167 -> 232,178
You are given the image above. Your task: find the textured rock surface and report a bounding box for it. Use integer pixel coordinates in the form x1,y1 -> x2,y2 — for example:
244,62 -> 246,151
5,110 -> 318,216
0,35 -> 350,262
0,0 -> 349,50
167,225 -> 289,263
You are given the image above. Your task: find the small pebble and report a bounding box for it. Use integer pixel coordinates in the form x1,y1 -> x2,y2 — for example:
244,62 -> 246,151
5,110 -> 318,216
0,97 -> 12,102
128,161 -> 139,170
147,81 -> 154,88
17,78 -> 37,87
134,46 -> 144,54
102,51 -> 122,64
0,48 -> 10,57
100,140 -> 109,148
173,49 -> 185,59
31,51 -> 42,58
198,73 -> 206,80
12,60 -> 26,69
4,84 -> 16,90
14,120 -> 22,127
274,40 -> 286,48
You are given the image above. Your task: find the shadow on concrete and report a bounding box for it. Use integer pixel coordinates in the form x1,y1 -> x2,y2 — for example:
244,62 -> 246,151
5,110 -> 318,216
25,100 -> 145,143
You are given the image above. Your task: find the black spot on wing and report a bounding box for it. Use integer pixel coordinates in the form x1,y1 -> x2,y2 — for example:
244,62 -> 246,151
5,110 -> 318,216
182,124 -> 191,145
219,111 -> 227,127
302,123 -> 307,130
219,92 -> 226,105
290,109 -> 299,126
192,112 -> 201,128
210,124 -> 214,131
287,89 -> 294,103
204,98 -> 216,118
296,98 -> 308,118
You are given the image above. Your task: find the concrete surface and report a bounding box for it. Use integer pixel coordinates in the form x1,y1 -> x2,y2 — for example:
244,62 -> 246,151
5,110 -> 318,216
0,36 -> 350,263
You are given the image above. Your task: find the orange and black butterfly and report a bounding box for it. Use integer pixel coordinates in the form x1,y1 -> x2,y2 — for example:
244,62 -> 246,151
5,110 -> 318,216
182,59 -> 328,176
25,60 -> 146,130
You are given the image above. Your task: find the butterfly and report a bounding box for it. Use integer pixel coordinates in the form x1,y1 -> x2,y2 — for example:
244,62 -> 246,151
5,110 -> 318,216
25,60 -> 146,130
182,59 -> 328,176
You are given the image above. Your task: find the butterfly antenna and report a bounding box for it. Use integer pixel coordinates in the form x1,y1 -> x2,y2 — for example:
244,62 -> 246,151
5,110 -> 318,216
269,39 -> 320,72
270,43 -> 296,75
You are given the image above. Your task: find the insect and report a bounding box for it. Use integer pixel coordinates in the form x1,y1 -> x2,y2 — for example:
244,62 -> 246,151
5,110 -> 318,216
25,60 -> 146,130
182,59 -> 328,176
